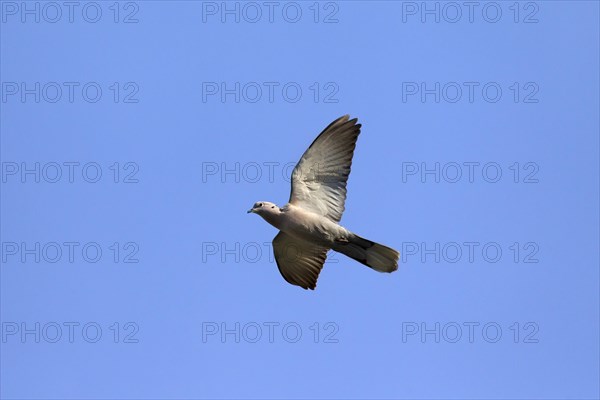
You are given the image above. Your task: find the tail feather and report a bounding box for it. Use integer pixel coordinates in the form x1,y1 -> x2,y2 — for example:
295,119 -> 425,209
333,234 -> 399,273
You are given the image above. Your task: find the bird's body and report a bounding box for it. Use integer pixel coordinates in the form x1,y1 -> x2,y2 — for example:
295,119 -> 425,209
248,115 -> 399,290
258,203 -> 350,246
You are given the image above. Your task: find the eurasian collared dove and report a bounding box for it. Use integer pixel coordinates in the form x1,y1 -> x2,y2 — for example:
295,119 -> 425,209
248,115 -> 399,290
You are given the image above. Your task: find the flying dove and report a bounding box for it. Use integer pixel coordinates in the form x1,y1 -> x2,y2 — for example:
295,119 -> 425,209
248,115 -> 399,290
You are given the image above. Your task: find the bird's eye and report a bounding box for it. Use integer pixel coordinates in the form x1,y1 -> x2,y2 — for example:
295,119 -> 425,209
257,202 -> 263,207
271,206 -> 275,209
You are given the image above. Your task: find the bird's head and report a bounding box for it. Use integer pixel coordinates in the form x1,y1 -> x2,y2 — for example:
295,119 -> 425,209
247,201 -> 279,216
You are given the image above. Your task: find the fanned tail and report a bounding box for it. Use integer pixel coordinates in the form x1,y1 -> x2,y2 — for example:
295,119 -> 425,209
333,234 -> 399,272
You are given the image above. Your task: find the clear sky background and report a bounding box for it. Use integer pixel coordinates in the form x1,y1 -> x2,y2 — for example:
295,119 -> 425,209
1,1 -> 599,399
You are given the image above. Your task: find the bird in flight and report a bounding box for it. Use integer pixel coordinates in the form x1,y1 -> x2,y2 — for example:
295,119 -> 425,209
248,115 -> 399,290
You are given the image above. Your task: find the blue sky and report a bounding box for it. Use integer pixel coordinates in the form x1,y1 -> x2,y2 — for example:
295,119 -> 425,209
1,1 -> 599,399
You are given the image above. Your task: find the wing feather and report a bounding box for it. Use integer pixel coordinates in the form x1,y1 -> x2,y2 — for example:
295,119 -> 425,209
273,232 -> 328,290
289,115 -> 361,222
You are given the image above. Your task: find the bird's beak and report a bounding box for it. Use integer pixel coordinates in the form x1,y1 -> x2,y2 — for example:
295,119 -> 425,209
247,208 -> 254,214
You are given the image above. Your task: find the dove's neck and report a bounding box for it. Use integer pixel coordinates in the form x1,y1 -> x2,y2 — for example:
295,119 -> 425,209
260,208 -> 283,229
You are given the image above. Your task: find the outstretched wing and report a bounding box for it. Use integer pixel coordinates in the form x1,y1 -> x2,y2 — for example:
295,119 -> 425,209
289,115 -> 361,223
272,232 -> 329,290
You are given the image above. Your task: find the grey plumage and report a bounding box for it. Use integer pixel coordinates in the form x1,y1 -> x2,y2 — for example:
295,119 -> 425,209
248,115 -> 399,290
